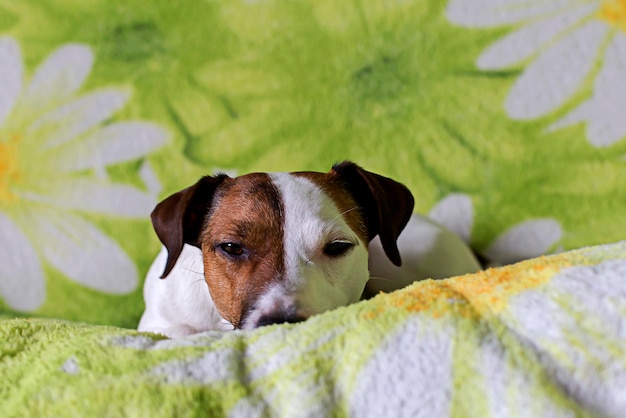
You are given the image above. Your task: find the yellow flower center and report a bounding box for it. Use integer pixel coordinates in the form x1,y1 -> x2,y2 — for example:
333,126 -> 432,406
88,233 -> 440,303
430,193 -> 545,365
0,135 -> 21,203
600,0 -> 626,31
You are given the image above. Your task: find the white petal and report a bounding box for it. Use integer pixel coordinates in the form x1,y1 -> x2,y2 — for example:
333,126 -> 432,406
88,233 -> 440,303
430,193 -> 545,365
35,211 -> 138,293
351,318 -> 454,417
484,219 -> 562,264
53,121 -> 168,171
21,178 -> 157,217
446,0 -> 580,28
20,44 -> 93,116
428,193 -> 473,243
0,37 -> 22,126
586,36 -> 626,146
477,3 -> 598,70
583,34 -> 626,147
505,21 -> 609,120
593,34 -> 626,96
0,212 -> 46,311
27,88 -> 130,149
547,100 -> 589,131
139,161 -> 163,197
509,261 -> 626,418
550,33 -> 626,147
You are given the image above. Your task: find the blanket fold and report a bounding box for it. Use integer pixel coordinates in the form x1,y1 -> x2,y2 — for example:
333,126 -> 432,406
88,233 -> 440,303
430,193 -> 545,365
1,241 -> 625,418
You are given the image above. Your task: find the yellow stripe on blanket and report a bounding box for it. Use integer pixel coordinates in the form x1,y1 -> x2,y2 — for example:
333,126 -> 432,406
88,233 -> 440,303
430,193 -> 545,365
364,250 -> 590,321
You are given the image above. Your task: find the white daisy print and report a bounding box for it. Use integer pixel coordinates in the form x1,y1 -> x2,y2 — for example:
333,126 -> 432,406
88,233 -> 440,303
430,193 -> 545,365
0,37 -> 168,311
446,0 -> 626,147
429,193 -> 563,265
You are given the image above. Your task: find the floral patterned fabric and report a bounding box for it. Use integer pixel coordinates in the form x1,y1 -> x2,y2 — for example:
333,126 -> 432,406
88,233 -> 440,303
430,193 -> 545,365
1,242 -> 625,417
447,0 -> 626,147
1,1 -> 626,327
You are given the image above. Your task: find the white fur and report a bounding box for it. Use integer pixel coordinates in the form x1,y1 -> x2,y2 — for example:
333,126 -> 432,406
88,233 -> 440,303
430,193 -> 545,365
138,176 -> 481,338
137,245 -> 234,338
366,214 -> 481,294
241,173 -> 370,329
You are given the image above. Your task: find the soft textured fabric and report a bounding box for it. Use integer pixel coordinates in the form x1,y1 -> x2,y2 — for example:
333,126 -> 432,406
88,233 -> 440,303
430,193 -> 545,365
1,1 -> 626,326
1,242 -> 625,417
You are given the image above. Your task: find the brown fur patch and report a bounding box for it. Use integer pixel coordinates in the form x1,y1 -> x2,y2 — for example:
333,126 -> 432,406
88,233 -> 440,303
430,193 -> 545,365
200,173 -> 285,328
294,171 -> 369,246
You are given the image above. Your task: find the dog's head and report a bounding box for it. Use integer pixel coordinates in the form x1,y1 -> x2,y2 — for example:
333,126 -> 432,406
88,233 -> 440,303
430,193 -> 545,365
151,161 -> 414,329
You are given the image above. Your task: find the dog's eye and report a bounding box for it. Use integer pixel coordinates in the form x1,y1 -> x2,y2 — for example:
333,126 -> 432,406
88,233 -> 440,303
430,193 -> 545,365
218,242 -> 245,257
323,241 -> 355,257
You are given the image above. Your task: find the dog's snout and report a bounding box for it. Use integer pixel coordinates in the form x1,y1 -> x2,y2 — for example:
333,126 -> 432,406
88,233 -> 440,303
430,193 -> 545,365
255,313 -> 306,328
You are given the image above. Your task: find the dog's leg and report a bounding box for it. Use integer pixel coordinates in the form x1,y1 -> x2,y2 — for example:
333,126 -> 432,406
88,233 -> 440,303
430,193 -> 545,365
365,214 -> 480,296
138,245 -> 233,338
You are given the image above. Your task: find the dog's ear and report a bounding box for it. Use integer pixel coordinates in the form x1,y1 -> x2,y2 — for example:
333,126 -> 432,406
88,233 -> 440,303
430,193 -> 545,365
331,161 -> 414,266
151,175 -> 228,278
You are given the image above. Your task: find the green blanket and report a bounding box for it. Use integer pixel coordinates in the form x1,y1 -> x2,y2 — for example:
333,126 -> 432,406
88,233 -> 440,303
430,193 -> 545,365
1,0 -> 626,327
2,242 -> 625,417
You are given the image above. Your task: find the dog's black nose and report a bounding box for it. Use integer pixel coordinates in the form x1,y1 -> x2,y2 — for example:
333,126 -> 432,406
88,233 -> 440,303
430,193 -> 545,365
255,313 -> 306,328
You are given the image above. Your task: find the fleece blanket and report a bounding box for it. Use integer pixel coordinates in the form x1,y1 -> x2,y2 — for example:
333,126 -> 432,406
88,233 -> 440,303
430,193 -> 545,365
1,241 -> 625,417
2,0 -> 626,328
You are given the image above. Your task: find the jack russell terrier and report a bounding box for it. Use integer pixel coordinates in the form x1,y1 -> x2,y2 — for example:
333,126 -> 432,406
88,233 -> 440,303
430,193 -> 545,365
138,161 -> 480,338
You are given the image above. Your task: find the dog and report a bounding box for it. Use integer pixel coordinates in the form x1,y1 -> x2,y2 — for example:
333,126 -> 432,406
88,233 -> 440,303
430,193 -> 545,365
138,161 -> 480,338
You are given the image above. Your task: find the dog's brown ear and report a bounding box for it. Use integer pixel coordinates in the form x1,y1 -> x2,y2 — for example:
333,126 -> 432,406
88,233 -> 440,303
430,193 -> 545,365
331,161 -> 414,266
151,175 -> 228,278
